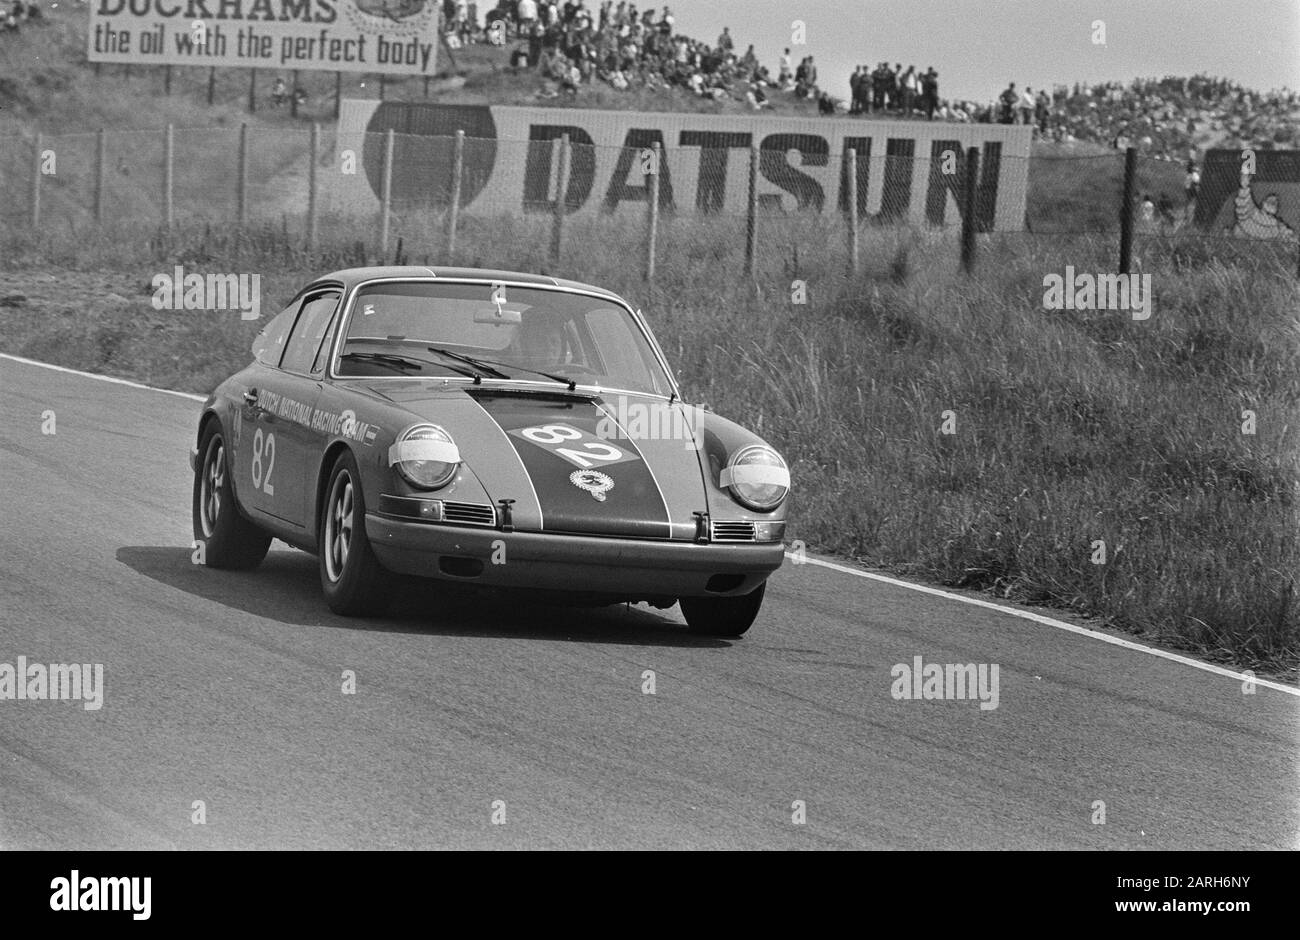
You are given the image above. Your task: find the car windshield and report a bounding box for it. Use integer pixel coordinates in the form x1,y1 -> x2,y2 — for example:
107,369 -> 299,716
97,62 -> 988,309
336,281 -> 674,396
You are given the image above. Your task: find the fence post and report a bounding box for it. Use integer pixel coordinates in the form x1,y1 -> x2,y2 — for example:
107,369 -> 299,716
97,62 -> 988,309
306,122 -> 320,254
291,70 -> 300,118
237,123 -> 249,227
163,124 -> 174,230
30,132 -> 42,229
93,128 -> 106,225
164,65 -> 172,95
248,68 -> 257,113
1119,145 -> 1137,274
549,133 -> 570,267
846,147 -> 859,275
379,73 -> 386,101
961,145 -> 979,273
207,67 -> 215,105
447,129 -> 464,260
645,142 -> 661,282
379,127 -> 394,259
743,142 -> 759,277
335,72 -> 342,119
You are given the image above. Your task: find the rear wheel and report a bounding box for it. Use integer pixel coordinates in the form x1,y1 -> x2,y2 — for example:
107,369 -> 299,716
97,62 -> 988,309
680,582 -> 766,637
319,451 -> 389,616
192,422 -> 271,570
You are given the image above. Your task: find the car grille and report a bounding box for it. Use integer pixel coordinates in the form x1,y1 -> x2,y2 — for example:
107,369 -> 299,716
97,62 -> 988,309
710,521 -> 756,542
442,501 -> 497,526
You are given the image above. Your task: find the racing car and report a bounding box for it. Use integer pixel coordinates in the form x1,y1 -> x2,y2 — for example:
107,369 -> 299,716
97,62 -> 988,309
190,267 -> 790,635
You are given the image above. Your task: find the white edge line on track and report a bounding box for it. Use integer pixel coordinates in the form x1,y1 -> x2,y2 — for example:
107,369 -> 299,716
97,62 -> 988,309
789,554 -> 1300,697
0,353 -> 206,402
3,352 -> 1294,697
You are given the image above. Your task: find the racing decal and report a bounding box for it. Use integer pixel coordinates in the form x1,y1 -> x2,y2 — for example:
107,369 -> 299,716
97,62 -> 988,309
570,469 -> 614,502
471,393 -> 671,538
255,391 -> 378,445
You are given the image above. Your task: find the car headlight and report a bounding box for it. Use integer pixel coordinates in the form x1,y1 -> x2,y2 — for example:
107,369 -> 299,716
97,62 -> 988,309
388,425 -> 461,490
720,445 -> 789,512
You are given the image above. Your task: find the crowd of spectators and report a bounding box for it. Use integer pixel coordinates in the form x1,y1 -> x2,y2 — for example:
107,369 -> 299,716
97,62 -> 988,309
453,1 -> 824,107
439,6 -> 1298,160
3,0 -> 43,32
847,63 -> 942,119
1022,75 -> 1299,158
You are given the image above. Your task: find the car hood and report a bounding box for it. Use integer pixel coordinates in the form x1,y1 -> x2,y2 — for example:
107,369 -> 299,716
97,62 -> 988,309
365,381 -> 711,540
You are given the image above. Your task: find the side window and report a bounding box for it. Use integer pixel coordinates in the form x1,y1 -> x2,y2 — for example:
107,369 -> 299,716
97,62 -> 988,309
584,308 -> 659,391
252,304 -> 299,366
280,292 -> 340,375
311,310 -> 340,375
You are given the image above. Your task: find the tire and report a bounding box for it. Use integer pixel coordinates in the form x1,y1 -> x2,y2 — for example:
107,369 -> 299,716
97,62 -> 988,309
193,421 -> 272,570
679,582 -> 766,637
319,450 -> 389,616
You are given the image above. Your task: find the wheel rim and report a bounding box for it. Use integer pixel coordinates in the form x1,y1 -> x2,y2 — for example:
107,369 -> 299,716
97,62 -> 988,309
199,437 -> 225,539
324,470 -> 354,583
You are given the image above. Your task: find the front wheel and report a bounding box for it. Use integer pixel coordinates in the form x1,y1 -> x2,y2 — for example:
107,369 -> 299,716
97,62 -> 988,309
192,422 -> 271,570
679,582 -> 766,637
319,451 -> 389,616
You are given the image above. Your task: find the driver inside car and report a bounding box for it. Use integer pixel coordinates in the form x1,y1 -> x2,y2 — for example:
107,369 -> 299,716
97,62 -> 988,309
507,311 -> 570,367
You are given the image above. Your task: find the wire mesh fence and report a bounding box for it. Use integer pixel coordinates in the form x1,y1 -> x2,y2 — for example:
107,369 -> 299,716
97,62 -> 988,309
2,126 -> 1296,278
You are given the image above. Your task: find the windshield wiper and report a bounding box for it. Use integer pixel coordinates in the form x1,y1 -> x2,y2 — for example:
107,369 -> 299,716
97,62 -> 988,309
439,350 -> 578,391
427,347 -> 511,381
340,351 -> 479,380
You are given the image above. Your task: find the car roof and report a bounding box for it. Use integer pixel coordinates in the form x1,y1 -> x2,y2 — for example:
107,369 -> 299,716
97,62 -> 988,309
297,266 -> 626,304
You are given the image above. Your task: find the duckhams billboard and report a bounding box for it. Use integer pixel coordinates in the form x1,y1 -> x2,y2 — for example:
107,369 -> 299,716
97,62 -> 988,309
330,100 -> 1033,229
1194,149 -> 1300,242
87,1 -> 439,75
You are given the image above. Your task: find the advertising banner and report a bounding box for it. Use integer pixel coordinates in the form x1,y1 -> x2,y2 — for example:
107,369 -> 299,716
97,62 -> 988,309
331,100 -> 1034,230
87,1 -> 439,75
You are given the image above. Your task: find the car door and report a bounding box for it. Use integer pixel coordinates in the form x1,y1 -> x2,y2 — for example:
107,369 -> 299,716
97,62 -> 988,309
241,289 -> 341,528
233,300 -> 297,522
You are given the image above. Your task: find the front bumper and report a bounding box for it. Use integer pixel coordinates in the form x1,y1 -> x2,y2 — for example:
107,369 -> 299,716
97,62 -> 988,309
365,513 -> 785,599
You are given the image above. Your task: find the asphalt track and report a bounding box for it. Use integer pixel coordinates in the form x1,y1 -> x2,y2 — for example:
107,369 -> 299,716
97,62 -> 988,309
1,355 -> 1296,849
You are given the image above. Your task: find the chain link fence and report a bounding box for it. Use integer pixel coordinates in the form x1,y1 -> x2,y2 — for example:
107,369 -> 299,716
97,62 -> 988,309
2,126 -> 1295,278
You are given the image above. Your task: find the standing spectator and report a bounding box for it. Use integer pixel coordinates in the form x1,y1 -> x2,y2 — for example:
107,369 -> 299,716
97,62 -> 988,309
849,66 -> 863,114
871,62 -> 888,112
921,67 -> 939,120
856,64 -> 873,114
900,65 -> 917,115
998,82 -> 1018,123
778,47 -> 792,84
717,26 -> 732,53
1140,193 -> 1156,227
1018,85 -> 1035,125
1184,159 -> 1201,218
1035,87 -> 1050,135
517,0 -> 537,36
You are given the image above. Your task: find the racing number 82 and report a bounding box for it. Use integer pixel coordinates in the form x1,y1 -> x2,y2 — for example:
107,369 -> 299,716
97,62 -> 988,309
520,424 -> 624,469
251,428 -> 276,495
